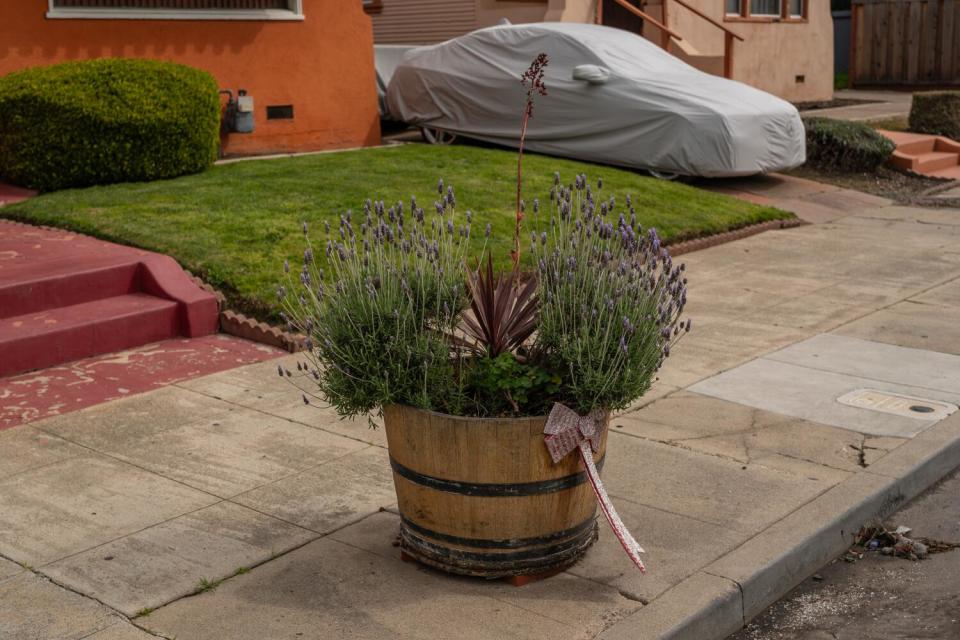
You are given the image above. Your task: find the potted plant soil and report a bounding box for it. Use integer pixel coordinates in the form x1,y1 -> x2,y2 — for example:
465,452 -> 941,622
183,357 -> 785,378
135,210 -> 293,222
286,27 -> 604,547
278,55 -> 690,579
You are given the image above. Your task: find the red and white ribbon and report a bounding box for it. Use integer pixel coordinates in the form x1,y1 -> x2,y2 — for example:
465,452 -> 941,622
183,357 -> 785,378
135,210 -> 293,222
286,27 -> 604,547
544,403 -> 646,573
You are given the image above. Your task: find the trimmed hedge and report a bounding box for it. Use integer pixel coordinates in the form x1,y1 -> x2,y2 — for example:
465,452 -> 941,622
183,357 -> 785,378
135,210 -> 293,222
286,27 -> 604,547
0,58 -> 220,192
803,117 -> 896,172
909,91 -> 960,141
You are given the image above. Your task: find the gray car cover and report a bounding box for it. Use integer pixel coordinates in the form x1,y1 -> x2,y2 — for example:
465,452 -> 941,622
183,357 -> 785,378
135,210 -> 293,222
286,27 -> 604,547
386,23 -> 806,177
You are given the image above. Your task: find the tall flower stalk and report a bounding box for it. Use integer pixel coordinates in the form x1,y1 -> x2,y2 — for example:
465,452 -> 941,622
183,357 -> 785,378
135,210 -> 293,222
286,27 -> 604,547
513,53 -> 549,269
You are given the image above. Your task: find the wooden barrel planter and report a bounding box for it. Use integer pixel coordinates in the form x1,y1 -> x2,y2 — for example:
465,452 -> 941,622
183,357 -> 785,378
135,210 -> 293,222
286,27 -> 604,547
382,404 -> 607,578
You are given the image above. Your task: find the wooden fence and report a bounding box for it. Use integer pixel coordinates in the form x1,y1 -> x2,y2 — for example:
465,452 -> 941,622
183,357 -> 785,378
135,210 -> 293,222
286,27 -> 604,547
851,0 -> 960,86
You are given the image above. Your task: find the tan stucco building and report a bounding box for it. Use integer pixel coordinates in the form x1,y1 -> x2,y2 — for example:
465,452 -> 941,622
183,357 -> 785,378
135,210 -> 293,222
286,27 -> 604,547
368,0 -> 832,103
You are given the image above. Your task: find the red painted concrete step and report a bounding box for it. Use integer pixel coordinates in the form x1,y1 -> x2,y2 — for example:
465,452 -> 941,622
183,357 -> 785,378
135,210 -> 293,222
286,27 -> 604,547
878,129 -> 960,177
1,334 -> 284,430
914,151 -> 960,173
0,294 -> 179,378
0,261 -> 139,319
0,182 -> 36,207
1,221 -> 220,378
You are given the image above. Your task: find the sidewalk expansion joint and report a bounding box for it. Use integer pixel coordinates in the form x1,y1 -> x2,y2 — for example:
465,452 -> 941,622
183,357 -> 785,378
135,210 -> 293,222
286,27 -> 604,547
612,427 -> 858,476
170,381 -> 389,450
0,549 -> 168,639
615,588 -> 648,605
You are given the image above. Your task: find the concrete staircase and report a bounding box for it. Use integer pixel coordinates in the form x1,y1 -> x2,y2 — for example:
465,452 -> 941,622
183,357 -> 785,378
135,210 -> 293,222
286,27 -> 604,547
0,221 -> 219,378
669,38 -> 725,78
878,130 -> 960,180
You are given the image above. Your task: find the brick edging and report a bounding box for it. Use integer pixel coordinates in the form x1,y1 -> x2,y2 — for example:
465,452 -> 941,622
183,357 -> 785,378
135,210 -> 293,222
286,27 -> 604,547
182,272 -> 305,353
665,217 -> 807,256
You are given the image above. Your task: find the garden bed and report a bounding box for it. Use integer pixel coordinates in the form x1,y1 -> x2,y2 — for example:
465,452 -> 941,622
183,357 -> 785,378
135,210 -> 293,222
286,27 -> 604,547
794,98 -> 878,112
1,143 -> 791,322
786,165 -> 951,205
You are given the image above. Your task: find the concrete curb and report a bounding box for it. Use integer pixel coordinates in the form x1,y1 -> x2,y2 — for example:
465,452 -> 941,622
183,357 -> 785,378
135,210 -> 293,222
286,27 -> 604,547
596,414 -> 960,640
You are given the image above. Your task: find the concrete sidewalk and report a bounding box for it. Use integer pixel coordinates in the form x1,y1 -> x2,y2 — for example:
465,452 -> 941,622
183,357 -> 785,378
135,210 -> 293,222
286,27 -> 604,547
1,179 -> 959,640
801,89 -> 913,123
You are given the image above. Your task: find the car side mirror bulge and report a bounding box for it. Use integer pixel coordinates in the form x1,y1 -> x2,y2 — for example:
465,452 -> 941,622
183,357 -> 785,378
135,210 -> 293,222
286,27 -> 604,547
572,65 -> 611,85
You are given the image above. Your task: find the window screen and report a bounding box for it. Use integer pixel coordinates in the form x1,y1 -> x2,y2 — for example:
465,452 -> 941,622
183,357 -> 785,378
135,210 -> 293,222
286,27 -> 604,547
789,0 -> 803,16
725,0 -> 742,14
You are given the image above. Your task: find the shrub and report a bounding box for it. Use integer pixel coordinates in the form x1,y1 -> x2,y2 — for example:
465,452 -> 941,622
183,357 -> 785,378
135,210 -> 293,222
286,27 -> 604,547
803,117 -> 896,172
0,58 -> 220,192
909,91 -> 960,141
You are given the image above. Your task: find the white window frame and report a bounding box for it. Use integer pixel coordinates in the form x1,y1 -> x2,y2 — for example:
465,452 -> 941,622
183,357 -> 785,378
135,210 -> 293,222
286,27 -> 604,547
46,0 -> 304,21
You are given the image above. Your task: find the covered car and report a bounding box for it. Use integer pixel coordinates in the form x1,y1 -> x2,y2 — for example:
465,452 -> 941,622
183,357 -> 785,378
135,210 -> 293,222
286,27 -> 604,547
385,22 -> 806,177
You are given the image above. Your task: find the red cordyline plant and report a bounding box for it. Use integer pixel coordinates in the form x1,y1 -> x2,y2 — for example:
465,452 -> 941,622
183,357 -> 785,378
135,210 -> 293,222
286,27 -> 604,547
460,54 -> 549,358
460,253 -> 538,357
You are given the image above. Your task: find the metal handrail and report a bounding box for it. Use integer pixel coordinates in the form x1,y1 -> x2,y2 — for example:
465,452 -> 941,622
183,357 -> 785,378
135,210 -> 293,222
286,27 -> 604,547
610,0 -> 684,42
668,0 -> 745,41
603,0 -> 745,79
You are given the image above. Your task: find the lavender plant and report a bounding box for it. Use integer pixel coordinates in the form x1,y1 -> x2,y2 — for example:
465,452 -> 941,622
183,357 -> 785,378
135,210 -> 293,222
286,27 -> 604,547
531,174 -> 690,413
278,183 -> 476,416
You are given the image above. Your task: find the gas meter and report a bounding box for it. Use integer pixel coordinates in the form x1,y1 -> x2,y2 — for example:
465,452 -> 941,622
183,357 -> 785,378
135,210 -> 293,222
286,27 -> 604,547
220,88 -> 255,134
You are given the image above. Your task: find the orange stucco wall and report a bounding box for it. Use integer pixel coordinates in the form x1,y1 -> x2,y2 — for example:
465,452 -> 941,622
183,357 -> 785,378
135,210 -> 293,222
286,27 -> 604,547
0,1 -> 381,155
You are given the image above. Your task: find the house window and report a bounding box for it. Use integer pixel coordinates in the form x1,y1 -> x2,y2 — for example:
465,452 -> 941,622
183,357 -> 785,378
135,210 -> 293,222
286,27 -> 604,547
47,0 -> 305,20
726,0 -> 805,20
750,0 -> 781,16
362,0 -> 384,14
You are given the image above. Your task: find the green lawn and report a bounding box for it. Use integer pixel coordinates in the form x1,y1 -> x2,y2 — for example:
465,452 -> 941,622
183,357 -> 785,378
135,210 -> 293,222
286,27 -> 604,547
2,143 -> 790,321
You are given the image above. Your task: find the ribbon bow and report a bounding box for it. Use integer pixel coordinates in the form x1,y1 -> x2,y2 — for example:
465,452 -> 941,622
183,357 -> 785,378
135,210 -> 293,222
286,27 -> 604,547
544,402 -> 646,573
544,404 -> 605,463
